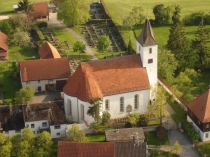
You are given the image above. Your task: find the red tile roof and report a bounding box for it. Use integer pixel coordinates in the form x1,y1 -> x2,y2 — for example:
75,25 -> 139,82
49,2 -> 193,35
19,58 -> 70,82
38,41 -> 61,59
30,1 -> 49,18
57,142 -> 115,157
188,89 -> 210,123
0,32 -> 8,57
63,54 -> 150,102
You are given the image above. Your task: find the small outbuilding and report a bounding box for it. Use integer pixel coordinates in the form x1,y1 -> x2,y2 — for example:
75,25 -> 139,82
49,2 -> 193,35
156,125 -> 166,139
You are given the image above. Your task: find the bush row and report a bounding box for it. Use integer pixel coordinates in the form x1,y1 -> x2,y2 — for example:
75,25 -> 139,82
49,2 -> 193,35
182,121 -> 199,141
183,12 -> 210,26
35,26 -> 45,40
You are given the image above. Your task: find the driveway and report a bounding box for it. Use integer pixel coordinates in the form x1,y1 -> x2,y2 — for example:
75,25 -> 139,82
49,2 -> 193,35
168,130 -> 200,157
30,91 -> 61,104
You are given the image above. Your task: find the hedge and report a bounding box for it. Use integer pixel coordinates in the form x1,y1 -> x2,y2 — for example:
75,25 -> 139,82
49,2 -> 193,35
182,121 -> 199,141
35,26 -> 45,40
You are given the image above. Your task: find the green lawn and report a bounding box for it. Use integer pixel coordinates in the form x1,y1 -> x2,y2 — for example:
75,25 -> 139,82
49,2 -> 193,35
145,131 -> 170,145
103,0 -> 210,26
0,62 -> 21,104
92,48 -> 127,59
148,120 -> 160,126
168,98 -> 187,123
0,0 -> 49,15
86,134 -> 105,142
198,143 -> 210,157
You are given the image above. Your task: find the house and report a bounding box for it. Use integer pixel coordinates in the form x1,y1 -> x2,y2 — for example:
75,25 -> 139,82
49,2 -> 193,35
105,128 -> 145,142
30,1 -> 49,20
19,58 -> 70,92
0,32 -> 8,59
38,41 -> 61,59
57,141 -> 148,157
22,101 -> 66,138
0,104 -> 25,136
57,142 -> 115,157
187,88 -> 210,141
63,18 -> 158,124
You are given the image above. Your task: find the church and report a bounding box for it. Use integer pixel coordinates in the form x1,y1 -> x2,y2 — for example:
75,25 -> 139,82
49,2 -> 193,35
63,18 -> 158,124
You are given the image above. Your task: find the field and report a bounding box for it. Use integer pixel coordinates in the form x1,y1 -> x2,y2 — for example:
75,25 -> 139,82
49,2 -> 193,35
103,0 -> 210,26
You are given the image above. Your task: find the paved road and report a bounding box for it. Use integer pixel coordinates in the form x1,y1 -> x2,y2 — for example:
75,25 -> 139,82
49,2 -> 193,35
44,13 -> 98,60
168,130 -> 200,157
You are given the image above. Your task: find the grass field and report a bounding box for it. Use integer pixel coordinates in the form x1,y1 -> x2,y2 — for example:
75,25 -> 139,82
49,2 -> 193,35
103,0 -> 210,26
0,0 -> 49,15
86,134 -> 105,142
145,131 -> 169,145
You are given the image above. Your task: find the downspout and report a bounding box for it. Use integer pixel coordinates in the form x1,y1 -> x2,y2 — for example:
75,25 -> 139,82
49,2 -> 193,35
77,98 -> 79,123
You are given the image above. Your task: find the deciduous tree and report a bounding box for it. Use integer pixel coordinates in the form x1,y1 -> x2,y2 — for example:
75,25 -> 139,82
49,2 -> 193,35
97,35 -> 111,52
173,141 -> 181,154
13,31 -> 32,49
73,40 -> 86,53
15,86 -> 35,104
0,133 -> 12,157
57,0 -> 89,26
69,124 -> 86,142
128,112 -> 139,127
138,114 -> 149,127
101,111 -> 111,125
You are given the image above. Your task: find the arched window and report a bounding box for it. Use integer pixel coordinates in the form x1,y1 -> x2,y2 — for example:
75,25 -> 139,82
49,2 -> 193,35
120,97 -> 124,112
105,99 -> 110,110
134,95 -> 139,109
68,99 -> 72,116
149,48 -> 152,54
81,104 -> 84,119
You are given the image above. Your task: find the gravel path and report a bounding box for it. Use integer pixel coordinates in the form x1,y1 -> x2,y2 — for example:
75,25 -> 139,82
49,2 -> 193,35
45,13 -> 98,60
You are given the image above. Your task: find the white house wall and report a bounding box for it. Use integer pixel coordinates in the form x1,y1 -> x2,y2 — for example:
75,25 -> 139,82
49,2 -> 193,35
25,120 -> 49,136
50,124 -> 67,138
64,89 -> 150,125
21,78 -> 68,92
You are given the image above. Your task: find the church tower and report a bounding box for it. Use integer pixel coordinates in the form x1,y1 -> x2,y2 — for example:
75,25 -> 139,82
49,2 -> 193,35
136,18 -> 158,89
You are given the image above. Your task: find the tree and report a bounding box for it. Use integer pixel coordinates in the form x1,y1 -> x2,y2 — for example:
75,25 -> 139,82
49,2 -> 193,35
173,141 -> 181,154
128,112 -> 139,127
18,0 -> 34,14
0,133 -> 12,157
131,6 -> 144,25
15,86 -> 35,104
22,128 -> 36,144
97,35 -> 111,52
16,140 -> 31,157
158,50 -> 178,83
37,131 -> 52,149
13,31 -> 32,49
73,40 -> 86,53
127,39 -> 133,54
57,0 -> 89,27
0,20 -> 13,35
69,123 -> 86,142
192,19 -> 210,69
138,114 -> 149,127
101,111 -> 111,125
167,5 -> 190,70
89,122 -> 100,133
153,4 -> 172,25
87,98 -> 102,123
10,14 -> 36,31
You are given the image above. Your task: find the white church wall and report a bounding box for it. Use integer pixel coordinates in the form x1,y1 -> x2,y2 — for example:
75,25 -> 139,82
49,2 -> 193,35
102,89 -> 150,119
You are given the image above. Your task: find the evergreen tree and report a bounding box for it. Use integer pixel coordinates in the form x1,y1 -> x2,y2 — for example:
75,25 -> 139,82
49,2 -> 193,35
127,39 -> 132,54
18,0 -> 34,14
87,98 -> 102,123
192,19 -> 210,68
167,5 -> 190,70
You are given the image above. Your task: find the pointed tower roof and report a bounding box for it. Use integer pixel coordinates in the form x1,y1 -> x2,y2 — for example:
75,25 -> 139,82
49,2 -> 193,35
137,18 -> 157,47
188,89 -> 210,123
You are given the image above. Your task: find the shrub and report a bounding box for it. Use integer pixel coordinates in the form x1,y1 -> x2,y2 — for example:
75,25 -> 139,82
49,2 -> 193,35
37,21 -> 48,28
101,111 -> 111,125
138,114 -> 149,127
124,122 -> 132,128
35,26 -> 45,40
183,12 -> 210,26
182,121 -> 199,141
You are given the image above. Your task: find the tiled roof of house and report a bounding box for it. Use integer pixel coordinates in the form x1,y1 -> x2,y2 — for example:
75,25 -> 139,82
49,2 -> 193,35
22,101 -> 66,125
105,128 -> 145,142
0,32 -> 8,57
115,141 -> 147,157
0,105 -> 24,132
57,142 -> 115,157
188,89 -> 210,123
30,1 -> 49,18
38,41 -> 61,59
63,54 -> 150,102
19,58 -> 70,82
137,18 -> 157,46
